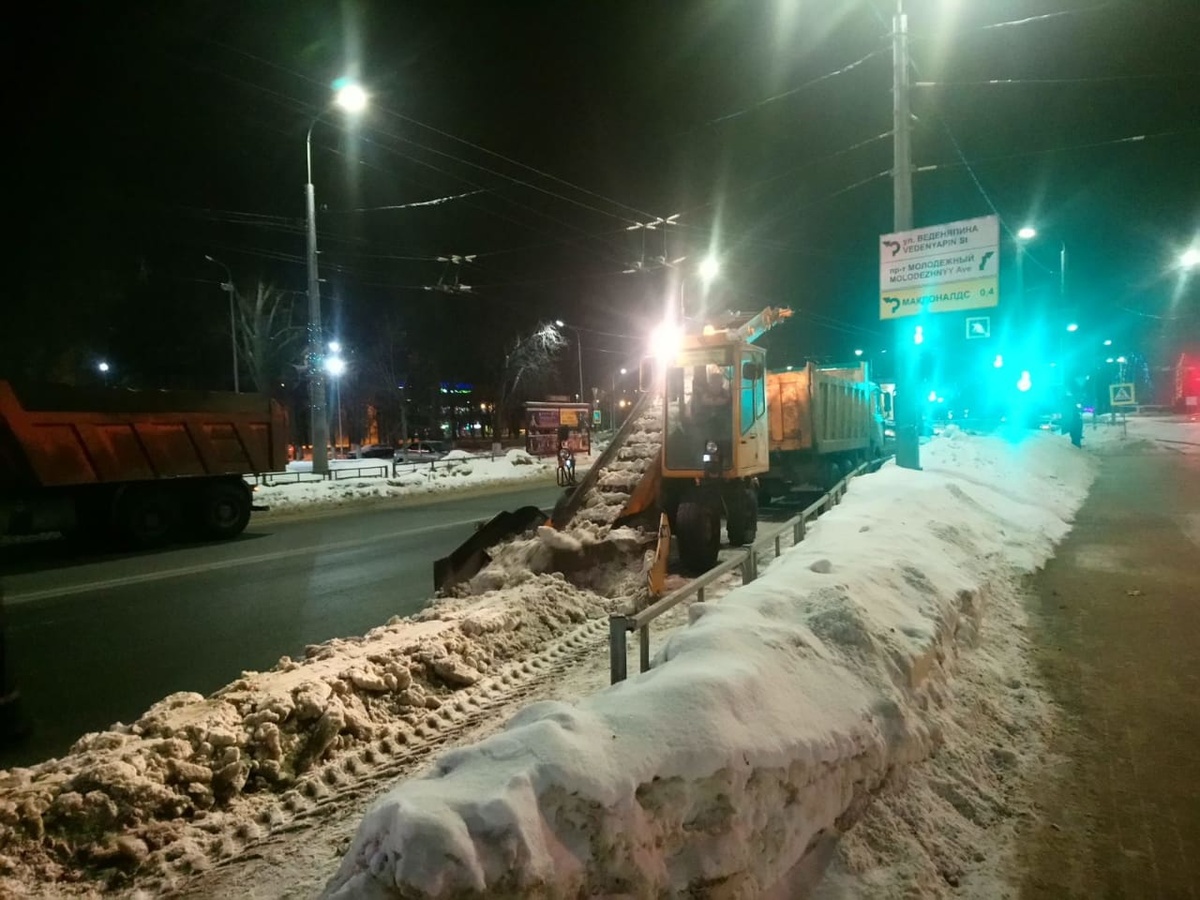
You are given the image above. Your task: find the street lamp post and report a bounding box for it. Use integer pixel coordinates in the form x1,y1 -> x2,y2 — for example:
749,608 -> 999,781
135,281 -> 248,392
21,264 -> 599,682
325,347 -> 347,456
1017,226 -> 1071,385
204,255 -> 239,392
305,81 -> 367,475
97,361 -> 110,387
555,320 -> 584,401
610,367 -> 627,430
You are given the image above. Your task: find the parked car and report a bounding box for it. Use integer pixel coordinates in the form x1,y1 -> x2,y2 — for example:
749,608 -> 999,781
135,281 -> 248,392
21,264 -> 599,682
394,441 -> 449,463
357,444 -> 396,460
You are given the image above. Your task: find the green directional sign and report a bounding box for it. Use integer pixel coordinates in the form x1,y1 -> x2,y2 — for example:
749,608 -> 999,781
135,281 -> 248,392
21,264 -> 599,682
592,409 -> 602,425
1109,383 -> 1136,407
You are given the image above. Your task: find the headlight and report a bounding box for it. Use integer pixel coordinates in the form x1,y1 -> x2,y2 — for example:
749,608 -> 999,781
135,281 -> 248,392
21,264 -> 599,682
702,440 -> 720,463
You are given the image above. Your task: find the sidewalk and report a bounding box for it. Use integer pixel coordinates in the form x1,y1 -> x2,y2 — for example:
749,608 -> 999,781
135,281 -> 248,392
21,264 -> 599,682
1017,440 -> 1200,898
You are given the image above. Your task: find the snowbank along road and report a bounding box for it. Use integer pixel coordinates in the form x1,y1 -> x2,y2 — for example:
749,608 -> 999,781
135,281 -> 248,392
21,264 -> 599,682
0,415 -> 1193,897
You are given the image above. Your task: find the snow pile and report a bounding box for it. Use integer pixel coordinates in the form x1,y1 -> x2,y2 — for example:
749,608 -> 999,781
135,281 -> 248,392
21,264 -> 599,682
0,526 -> 646,895
324,430 -> 1095,898
254,449 -> 558,513
810,575 -> 1053,898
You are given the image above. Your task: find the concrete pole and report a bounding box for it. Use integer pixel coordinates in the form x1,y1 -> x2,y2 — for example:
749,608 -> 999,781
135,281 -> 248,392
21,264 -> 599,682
305,125 -> 330,476
892,1 -> 920,471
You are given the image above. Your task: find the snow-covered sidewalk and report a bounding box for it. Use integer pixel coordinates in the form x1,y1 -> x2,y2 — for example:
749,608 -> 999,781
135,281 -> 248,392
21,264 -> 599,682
253,448 -> 563,514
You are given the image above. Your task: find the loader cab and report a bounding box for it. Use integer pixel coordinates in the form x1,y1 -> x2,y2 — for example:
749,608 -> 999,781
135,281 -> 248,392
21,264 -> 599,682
662,342 -> 769,479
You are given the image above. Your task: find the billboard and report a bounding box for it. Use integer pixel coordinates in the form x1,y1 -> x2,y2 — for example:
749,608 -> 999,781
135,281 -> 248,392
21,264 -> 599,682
879,215 -> 1000,320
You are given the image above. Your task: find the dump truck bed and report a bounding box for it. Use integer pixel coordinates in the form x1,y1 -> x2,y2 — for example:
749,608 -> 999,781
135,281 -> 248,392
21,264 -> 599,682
0,381 -> 288,492
766,364 -> 875,455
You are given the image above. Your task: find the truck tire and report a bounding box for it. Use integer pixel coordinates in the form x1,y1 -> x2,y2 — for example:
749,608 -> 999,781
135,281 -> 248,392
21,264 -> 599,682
727,487 -> 758,546
676,499 -> 720,574
196,480 -> 252,540
115,486 -> 180,548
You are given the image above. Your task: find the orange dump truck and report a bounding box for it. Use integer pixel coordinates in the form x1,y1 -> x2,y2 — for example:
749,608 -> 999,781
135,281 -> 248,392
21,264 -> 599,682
760,361 -> 885,499
0,381 -> 287,546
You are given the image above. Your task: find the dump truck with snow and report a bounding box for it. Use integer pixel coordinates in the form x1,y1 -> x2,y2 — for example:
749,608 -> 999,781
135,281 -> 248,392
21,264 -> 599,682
757,360 -> 885,503
0,380 -> 287,546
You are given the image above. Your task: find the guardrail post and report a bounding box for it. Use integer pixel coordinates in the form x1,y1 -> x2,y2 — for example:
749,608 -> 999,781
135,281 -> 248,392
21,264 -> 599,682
774,534 -> 782,557
638,625 -> 651,673
697,586 -> 705,603
795,516 -> 806,543
609,615 -> 630,684
741,551 -> 757,584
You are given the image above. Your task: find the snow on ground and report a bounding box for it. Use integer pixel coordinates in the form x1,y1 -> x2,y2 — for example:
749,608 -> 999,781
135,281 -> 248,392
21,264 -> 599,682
0,470 -> 648,898
1083,411 -> 1199,453
254,449 -> 559,513
9,417 -> 1184,897
323,428 -> 1097,899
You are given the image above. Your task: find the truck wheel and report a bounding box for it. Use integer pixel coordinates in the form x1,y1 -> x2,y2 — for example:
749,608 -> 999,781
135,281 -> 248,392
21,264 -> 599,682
196,481 -> 252,540
726,487 -> 758,546
676,499 -> 720,573
116,487 -> 179,548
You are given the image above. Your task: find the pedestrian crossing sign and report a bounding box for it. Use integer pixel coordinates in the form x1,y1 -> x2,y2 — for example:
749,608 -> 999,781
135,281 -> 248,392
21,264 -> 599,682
1109,383 -> 1136,406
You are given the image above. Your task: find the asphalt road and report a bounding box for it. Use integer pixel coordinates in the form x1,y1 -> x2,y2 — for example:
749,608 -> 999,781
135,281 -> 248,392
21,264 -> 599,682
0,480 -> 563,768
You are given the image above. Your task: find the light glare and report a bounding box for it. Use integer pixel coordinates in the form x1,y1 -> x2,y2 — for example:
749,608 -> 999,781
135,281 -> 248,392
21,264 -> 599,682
650,321 -> 682,361
1017,226 -> 1037,240
334,83 -> 368,113
325,356 -> 347,377
699,256 -> 720,283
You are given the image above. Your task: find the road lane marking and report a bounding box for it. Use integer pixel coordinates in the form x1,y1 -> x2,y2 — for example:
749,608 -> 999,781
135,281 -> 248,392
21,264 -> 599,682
4,516 -> 488,605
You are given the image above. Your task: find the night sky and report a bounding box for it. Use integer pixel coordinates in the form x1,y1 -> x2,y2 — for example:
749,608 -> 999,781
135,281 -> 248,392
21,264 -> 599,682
9,0 -> 1199,402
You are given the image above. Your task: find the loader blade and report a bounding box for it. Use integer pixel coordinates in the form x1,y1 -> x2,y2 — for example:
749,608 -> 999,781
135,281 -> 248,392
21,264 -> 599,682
433,505 -> 548,593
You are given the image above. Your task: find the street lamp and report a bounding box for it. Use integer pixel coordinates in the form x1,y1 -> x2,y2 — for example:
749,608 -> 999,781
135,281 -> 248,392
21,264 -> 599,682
1066,322 -> 1079,332
97,361 -> 110,386
554,319 -> 584,401
610,367 -> 628,430
324,351 -> 347,456
305,79 -> 368,475
679,255 -> 721,323
204,255 -> 240,392
1181,247 -> 1200,269
854,348 -> 864,357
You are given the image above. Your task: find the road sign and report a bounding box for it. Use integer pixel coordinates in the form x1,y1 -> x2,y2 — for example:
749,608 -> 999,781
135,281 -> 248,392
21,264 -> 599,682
592,409 -> 601,426
965,316 -> 991,339
879,215 -> 1000,320
1109,383 -> 1136,406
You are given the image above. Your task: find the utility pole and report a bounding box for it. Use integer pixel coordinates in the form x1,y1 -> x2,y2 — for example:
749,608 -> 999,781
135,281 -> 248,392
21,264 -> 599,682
204,255 -> 240,392
892,0 -> 921,471
305,137 -> 330,476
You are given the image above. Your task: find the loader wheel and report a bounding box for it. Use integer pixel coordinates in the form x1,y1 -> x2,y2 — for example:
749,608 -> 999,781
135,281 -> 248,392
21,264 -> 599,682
726,488 -> 758,547
116,486 -> 180,548
195,481 -> 252,540
676,499 -> 720,574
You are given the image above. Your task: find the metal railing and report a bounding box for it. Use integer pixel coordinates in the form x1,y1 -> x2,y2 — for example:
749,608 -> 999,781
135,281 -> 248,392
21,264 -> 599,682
608,459 -> 886,684
247,452 -> 497,487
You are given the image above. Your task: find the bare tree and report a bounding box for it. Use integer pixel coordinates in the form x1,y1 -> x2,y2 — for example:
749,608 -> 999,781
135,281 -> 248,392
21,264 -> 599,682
359,310 -> 410,445
496,323 -> 567,436
236,280 -> 304,397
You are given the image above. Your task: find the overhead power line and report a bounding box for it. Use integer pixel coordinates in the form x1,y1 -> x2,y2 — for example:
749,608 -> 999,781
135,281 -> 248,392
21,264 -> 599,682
324,189 -> 487,213
916,73 -> 1200,87
704,47 -> 888,127
915,127 -> 1200,173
